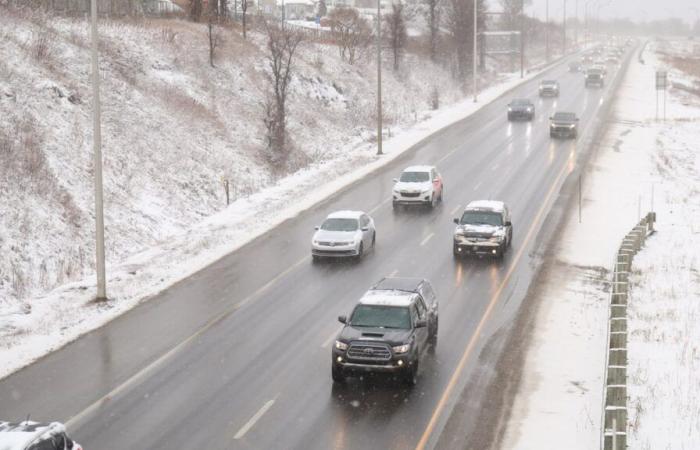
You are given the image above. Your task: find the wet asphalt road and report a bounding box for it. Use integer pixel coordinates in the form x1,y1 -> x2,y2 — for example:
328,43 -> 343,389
0,55 -> 626,449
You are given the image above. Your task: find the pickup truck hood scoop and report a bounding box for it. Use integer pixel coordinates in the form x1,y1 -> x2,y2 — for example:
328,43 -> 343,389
361,332 -> 385,338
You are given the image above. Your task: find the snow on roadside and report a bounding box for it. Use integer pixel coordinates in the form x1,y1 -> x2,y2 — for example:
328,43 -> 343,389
0,13 -> 561,379
624,41 -> 700,449
500,39 -> 700,449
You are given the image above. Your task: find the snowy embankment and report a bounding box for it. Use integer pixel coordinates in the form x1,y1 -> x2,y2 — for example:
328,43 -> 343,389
500,39 -> 700,449
626,38 -> 700,448
0,10 -> 560,379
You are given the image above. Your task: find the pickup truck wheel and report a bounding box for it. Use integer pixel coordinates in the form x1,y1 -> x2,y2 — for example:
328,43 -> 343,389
332,365 -> 345,383
497,243 -> 506,260
429,319 -> 438,347
404,361 -> 418,386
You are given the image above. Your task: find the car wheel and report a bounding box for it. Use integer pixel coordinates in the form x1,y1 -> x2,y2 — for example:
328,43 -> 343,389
497,243 -> 506,260
332,365 -> 345,383
356,242 -> 364,260
429,318 -> 438,347
508,228 -> 513,248
439,188 -> 444,203
372,232 -> 376,248
404,360 -> 418,386
429,194 -> 436,209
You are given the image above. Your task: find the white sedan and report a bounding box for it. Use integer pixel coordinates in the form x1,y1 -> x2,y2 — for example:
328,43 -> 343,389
311,211 -> 376,262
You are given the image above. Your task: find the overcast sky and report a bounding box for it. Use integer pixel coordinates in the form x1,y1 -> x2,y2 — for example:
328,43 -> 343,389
517,0 -> 700,25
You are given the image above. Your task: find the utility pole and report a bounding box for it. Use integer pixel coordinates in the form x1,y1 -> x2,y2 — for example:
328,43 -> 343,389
574,0 -> 578,46
563,0 -> 567,55
473,0 -> 478,102
376,0 -> 383,155
90,0 -> 106,300
545,0 -> 550,62
520,0 -> 525,78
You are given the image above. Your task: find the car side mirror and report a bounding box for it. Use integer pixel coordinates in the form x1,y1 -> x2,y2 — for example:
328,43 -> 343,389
361,227 -> 369,232
505,221 -> 512,227
393,178 -> 398,183
338,315 -> 347,324
415,319 -> 427,328
453,218 -> 459,224
314,226 -> 320,230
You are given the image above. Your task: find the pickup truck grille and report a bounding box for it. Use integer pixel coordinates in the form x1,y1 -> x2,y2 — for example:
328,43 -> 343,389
347,342 -> 392,362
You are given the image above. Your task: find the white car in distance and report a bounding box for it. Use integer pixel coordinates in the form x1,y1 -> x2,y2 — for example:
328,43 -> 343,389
311,211 -> 376,262
392,165 -> 444,209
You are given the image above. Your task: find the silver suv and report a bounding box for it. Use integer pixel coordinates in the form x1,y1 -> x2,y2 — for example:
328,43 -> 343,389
453,200 -> 513,259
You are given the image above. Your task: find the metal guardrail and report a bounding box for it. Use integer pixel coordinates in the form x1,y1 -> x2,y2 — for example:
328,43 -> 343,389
600,212 -> 656,450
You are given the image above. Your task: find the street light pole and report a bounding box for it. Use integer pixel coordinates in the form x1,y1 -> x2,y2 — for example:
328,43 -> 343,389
520,0 -> 525,78
89,0 -> 106,300
563,0 -> 567,55
473,0 -> 477,102
545,0 -> 550,62
376,0 -> 382,155
575,0 -> 578,46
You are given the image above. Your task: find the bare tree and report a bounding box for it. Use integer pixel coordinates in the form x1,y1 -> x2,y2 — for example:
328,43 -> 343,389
190,0 -> 203,21
445,0 -> 486,81
499,0 -> 530,30
327,7 -> 372,65
241,0 -> 249,39
262,20 -> 303,165
207,15 -> 223,67
385,1 -> 408,71
424,0 -> 441,62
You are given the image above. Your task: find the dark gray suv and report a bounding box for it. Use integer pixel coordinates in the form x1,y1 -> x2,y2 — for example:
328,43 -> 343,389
331,277 -> 438,386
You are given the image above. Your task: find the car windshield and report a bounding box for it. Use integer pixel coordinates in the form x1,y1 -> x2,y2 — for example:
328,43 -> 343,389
350,305 -> 412,329
321,218 -> 358,232
553,112 -> 576,121
511,99 -> 530,106
399,171 -> 430,182
460,211 -> 503,226
542,80 -> 556,86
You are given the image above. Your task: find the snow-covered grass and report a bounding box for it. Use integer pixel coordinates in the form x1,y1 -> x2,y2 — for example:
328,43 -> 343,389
624,41 -> 700,449
0,9 -> 561,379
501,39 -> 700,449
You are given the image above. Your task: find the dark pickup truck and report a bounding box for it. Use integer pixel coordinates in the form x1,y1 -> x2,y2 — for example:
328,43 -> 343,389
331,277 -> 438,386
549,112 -> 579,139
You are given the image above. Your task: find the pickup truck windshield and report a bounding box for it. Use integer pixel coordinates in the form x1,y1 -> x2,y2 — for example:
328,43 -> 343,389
350,305 -> 411,329
460,211 -> 503,226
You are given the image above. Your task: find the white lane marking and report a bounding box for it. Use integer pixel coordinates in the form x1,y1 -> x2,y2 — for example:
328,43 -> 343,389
388,268 -> 399,277
473,181 -> 483,191
368,197 -> 393,215
420,232 -> 435,247
234,399 -> 276,440
66,256 -> 309,429
322,326 -> 344,348
450,205 -> 461,216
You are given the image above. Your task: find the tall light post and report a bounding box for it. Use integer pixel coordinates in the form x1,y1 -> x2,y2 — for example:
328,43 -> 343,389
376,0 -> 382,155
90,0 -> 106,300
545,0 -> 550,62
563,0 -> 567,55
574,0 -> 578,46
520,0 -> 525,78
472,0 -> 478,102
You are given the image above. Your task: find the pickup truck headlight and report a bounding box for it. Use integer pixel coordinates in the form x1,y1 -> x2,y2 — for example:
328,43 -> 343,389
392,344 -> 410,354
335,340 -> 348,351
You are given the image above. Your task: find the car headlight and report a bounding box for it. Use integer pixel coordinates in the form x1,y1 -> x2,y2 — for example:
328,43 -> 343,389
335,340 -> 348,351
489,235 -> 505,243
313,240 -> 319,245
508,107 -> 513,111
568,124 -> 576,128
392,344 -> 410,354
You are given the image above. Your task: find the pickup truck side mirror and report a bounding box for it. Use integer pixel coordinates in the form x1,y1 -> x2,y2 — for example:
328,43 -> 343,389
505,221 -> 512,227
415,319 -> 427,328
453,218 -> 459,224
338,315 -> 347,324
314,226 -> 320,230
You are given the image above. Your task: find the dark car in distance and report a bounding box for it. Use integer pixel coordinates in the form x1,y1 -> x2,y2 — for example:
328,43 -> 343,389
549,111 -> 579,139
332,277 -> 438,386
507,98 -> 535,121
